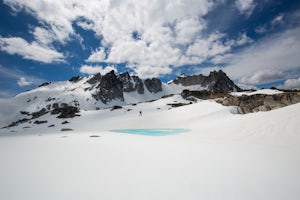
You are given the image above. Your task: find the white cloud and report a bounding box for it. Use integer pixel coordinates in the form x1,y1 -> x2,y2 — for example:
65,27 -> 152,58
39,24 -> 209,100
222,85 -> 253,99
4,0 -> 76,43
80,65 -> 117,75
32,27 -> 56,46
3,0 -> 223,77
86,48 -> 106,63
279,77 -> 300,89
17,77 -> 33,87
8,0 -> 295,83
235,0 -> 256,16
0,36 -> 64,63
239,70 -> 284,84
198,27 -> 300,85
255,25 -> 267,34
272,14 -> 284,26
235,33 -> 253,46
129,64 -> 172,79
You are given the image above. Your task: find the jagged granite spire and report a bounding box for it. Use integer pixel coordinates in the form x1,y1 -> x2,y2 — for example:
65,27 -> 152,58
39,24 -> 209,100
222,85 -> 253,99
172,70 -> 242,92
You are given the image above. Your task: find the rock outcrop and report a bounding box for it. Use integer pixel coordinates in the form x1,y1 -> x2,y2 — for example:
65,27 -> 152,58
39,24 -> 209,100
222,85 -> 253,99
181,90 -> 229,100
69,76 -> 82,82
92,70 -> 124,103
118,72 -> 144,94
181,89 -> 300,114
173,70 -> 242,92
144,78 -> 162,93
87,73 -> 102,84
51,106 -> 80,118
217,92 -> 300,114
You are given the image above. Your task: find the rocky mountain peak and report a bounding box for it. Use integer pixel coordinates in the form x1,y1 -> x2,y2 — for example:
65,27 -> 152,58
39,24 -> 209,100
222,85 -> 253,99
87,73 -> 102,84
118,72 -> 144,94
172,70 -> 242,92
144,78 -> 162,93
207,70 -> 242,92
92,70 -> 124,103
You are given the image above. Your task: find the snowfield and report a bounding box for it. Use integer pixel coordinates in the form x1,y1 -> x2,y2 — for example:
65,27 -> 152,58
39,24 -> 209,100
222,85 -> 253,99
0,94 -> 300,200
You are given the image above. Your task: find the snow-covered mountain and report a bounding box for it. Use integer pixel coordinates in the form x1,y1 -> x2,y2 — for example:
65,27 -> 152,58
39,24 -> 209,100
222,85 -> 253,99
0,70 -> 241,127
1,71 -> 300,200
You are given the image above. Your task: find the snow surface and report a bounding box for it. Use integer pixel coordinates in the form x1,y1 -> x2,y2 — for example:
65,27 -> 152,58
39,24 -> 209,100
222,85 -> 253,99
232,88 -> 284,96
0,93 -> 300,200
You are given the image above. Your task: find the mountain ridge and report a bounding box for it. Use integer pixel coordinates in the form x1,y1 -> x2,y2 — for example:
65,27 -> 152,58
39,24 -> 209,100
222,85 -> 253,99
0,69 -> 242,128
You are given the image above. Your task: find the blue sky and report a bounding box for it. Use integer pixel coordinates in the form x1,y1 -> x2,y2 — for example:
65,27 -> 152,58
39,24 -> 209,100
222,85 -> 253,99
1,0 -> 300,98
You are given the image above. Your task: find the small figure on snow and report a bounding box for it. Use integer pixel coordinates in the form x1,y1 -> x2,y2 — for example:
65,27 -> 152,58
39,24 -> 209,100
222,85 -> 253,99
139,111 -> 142,116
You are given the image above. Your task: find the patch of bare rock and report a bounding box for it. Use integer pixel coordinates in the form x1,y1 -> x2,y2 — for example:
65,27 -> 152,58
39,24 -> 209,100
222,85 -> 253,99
181,90 -> 300,114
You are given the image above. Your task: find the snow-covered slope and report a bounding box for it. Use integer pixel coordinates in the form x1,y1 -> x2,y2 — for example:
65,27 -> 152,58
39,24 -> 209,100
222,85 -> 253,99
1,70 -> 241,128
231,88 -> 284,96
0,94 -> 299,200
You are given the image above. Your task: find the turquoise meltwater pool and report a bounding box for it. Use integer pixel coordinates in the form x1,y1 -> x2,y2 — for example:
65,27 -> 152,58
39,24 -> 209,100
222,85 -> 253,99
111,128 -> 190,136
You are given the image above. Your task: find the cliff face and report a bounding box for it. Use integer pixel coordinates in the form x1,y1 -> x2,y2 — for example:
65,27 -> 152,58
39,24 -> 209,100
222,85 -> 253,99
216,92 -> 300,114
181,89 -> 300,114
172,70 -> 242,92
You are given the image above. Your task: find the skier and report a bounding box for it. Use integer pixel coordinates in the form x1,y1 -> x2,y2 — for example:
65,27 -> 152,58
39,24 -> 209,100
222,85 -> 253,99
139,111 -> 142,116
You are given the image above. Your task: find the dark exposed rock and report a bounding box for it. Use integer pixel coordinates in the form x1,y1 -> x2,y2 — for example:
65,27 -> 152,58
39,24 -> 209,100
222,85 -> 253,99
34,120 -> 48,124
3,118 -> 30,128
173,74 -> 206,86
69,76 -> 82,82
46,104 -> 51,110
60,103 -> 68,108
162,94 -> 174,98
38,82 -> 51,87
46,97 -> 55,102
110,105 -> 123,111
90,135 -> 100,137
52,103 -> 59,109
119,72 -> 134,92
173,70 -> 242,92
51,106 -> 80,118
118,72 -> 144,94
20,111 -> 31,116
144,78 -> 162,93
207,70 -> 242,92
61,128 -> 73,131
48,124 -> 55,127
87,73 -> 102,84
61,121 -> 69,124
216,92 -> 300,114
93,70 -> 124,103
167,102 -> 192,108
133,76 -> 144,94
32,108 -> 48,119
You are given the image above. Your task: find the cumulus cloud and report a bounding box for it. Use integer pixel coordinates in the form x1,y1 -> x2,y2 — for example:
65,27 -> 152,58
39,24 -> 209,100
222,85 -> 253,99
239,70 -> 284,85
3,0 -> 229,78
235,33 -> 253,46
80,65 -> 117,75
86,48 -> 106,63
235,0 -> 256,16
17,77 -> 33,87
4,0 -> 76,44
4,0 -> 296,84
279,77 -> 300,89
199,27 -> 300,85
0,36 -> 64,63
